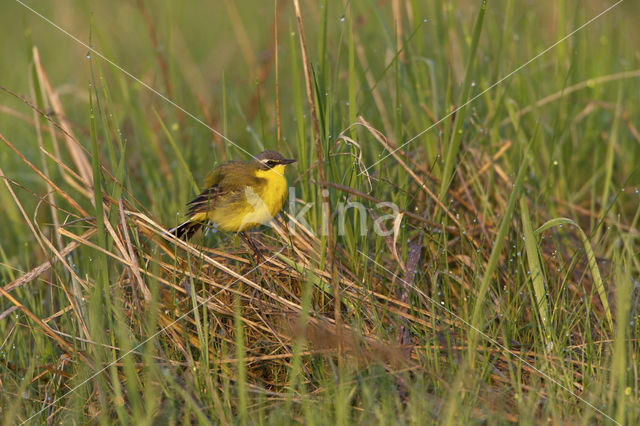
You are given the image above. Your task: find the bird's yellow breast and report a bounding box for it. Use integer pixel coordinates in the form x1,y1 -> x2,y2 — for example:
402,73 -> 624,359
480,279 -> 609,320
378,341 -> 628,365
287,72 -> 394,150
253,164 -> 289,216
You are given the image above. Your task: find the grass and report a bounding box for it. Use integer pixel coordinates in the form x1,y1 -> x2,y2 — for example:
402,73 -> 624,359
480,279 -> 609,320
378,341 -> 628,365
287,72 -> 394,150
1,0 -> 639,423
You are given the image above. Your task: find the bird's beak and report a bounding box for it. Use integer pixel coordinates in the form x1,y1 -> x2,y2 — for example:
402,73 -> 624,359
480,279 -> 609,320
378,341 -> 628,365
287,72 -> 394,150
281,158 -> 296,165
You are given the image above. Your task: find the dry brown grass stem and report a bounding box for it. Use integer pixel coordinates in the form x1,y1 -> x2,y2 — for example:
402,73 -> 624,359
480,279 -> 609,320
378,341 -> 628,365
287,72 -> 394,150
0,286 -> 90,364
318,180 -> 461,234
357,116 -> 474,240
33,48 -> 93,185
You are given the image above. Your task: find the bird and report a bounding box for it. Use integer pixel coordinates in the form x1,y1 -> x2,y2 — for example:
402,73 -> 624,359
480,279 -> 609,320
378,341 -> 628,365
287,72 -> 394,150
169,150 -> 296,245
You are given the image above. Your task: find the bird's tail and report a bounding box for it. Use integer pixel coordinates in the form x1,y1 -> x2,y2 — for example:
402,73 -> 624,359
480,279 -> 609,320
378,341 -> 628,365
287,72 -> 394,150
168,219 -> 202,240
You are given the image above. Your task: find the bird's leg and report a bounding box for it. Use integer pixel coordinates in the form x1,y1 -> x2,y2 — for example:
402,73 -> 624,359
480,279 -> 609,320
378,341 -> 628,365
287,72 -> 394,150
238,231 -> 264,263
237,232 -> 268,304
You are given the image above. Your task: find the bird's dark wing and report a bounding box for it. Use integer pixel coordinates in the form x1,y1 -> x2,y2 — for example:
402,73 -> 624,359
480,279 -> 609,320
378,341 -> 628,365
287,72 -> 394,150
202,161 -> 240,189
186,186 -> 224,216
186,163 -> 262,216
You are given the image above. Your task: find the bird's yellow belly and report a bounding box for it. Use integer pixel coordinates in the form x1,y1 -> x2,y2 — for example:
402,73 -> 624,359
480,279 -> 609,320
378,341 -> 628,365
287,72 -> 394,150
207,175 -> 288,232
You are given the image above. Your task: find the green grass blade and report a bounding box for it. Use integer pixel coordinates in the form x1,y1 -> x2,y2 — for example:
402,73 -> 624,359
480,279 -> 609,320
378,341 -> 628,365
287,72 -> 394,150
437,0 -> 487,202
534,218 -> 614,333
154,108 -> 199,195
519,197 -> 551,342
233,294 -> 248,425
469,131 -> 532,361
610,252 -> 632,423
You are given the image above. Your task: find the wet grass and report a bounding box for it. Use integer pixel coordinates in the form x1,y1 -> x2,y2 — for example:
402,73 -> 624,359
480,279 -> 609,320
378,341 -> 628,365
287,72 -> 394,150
1,0 -> 639,424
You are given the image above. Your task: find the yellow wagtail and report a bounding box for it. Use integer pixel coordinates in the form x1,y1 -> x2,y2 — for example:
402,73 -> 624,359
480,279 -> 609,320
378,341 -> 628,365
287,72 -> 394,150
169,150 -> 296,243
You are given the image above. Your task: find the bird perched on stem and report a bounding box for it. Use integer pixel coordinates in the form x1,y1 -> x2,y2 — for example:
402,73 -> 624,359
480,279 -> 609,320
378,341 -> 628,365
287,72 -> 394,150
169,151 -> 296,249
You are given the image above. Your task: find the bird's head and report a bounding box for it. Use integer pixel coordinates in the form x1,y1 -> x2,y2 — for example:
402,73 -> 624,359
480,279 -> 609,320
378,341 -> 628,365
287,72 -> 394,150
253,150 -> 296,176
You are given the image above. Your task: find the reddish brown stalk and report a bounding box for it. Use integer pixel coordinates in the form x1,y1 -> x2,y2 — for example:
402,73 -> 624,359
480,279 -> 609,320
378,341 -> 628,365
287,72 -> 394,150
136,0 -> 174,101
274,0 -> 281,151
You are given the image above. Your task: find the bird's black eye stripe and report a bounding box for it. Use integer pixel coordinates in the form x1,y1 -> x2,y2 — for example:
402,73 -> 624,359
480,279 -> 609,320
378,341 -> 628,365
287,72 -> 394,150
266,160 -> 276,167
